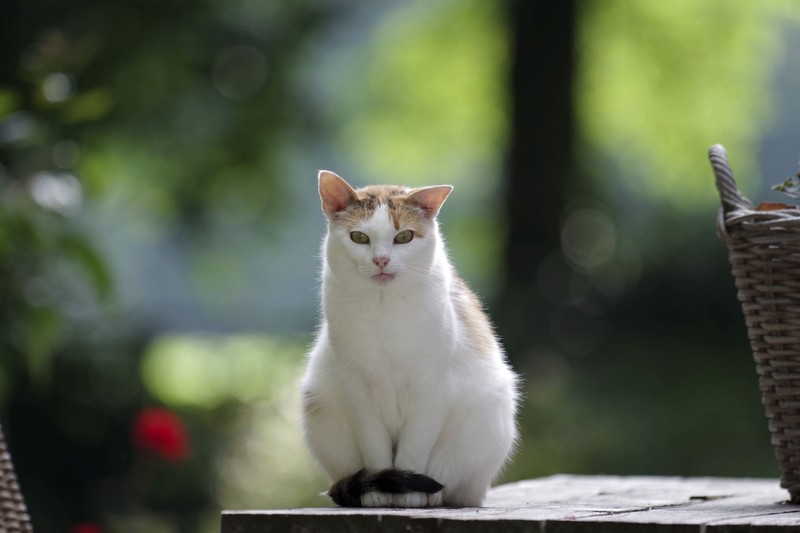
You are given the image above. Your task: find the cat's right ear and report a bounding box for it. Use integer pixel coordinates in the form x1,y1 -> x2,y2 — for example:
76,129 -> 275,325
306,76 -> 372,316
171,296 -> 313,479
319,170 -> 358,219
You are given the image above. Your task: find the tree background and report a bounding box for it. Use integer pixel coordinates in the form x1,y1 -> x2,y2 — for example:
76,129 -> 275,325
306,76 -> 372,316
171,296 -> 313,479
2,0 -> 800,531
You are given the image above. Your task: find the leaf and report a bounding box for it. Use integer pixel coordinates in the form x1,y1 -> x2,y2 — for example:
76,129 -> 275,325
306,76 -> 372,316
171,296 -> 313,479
0,88 -> 21,119
771,175 -> 800,199
24,305 -> 61,388
57,232 -> 114,301
59,88 -> 114,123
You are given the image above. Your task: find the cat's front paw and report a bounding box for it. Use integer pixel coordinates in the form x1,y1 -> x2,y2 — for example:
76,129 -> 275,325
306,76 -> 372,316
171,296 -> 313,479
361,491 -> 393,508
393,492 -> 428,508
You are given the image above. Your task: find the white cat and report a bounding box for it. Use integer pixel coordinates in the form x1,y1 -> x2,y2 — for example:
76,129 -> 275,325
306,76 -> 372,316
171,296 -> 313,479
300,170 -> 519,508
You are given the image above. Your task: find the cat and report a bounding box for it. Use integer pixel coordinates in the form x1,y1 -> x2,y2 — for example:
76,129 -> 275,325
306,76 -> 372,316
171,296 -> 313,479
300,170 -> 519,508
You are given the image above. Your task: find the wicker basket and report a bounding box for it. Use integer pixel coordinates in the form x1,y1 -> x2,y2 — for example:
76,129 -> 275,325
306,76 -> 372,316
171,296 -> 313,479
0,424 -> 32,532
710,143 -> 800,502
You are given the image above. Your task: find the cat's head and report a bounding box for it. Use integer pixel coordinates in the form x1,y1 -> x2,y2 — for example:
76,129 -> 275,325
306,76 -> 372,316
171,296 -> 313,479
318,170 -> 452,286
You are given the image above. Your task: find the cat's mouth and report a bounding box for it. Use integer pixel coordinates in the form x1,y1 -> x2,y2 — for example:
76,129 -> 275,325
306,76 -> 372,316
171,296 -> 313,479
372,272 -> 396,284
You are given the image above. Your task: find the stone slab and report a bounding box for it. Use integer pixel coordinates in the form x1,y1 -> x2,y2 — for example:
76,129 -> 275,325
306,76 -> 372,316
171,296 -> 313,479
221,474 -> 800,532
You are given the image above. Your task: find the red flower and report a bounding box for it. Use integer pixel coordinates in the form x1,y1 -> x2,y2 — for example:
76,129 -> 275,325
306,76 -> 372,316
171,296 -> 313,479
132,408 -> 190,462
70,523 -> 102,533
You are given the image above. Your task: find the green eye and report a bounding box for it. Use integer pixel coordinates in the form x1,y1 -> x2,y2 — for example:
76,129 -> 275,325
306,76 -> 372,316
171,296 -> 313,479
350,231 -> 370,244
394,230 -> 414,244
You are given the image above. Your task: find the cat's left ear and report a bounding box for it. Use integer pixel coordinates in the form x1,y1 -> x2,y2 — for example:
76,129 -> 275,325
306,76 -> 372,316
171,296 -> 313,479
406,185 -> 453,219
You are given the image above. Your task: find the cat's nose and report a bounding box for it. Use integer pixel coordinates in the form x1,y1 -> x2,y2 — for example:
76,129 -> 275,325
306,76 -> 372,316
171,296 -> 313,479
372,255 -> 390,269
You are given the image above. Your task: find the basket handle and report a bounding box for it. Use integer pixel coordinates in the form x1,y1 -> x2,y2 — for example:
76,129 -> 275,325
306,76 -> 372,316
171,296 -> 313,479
709,144 -> 752,213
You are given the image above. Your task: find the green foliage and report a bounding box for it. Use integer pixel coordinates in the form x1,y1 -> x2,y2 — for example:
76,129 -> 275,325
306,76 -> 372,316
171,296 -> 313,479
335,0 -> 507,186
578,0 -> 798,206
0,1 -> 336,529
0,192 -> 111,391
141,333 -> 328,511
771,173 -> 800,199
141,334 -> 304,408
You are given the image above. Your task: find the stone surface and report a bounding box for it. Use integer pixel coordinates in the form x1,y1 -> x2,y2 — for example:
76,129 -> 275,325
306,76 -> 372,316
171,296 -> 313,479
221,474 -> 800,532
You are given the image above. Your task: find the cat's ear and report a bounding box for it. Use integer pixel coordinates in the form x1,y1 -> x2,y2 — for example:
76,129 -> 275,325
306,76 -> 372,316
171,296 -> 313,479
319,170 -> 358,218
406,185 -> 453,219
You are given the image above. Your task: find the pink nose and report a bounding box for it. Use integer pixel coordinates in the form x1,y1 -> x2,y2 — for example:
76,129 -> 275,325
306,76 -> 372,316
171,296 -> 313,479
373,256 -> 390,269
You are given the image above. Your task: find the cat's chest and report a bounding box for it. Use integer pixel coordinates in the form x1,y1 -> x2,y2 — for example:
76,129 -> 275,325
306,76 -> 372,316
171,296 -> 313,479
327,289 -> 454,366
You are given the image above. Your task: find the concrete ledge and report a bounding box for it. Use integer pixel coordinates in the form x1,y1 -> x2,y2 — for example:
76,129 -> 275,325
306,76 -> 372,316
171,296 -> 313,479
221,474 -> 800,532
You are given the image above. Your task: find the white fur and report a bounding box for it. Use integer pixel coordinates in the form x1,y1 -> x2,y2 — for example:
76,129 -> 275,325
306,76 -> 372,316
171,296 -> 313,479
300,198 -> 519,507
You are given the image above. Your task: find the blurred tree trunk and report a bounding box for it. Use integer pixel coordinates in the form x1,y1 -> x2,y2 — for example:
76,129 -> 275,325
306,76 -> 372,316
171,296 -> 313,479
495,0 -> 576,363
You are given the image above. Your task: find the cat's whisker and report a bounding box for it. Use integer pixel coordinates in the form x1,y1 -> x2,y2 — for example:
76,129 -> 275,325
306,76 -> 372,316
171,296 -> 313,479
402,265 -> 442,289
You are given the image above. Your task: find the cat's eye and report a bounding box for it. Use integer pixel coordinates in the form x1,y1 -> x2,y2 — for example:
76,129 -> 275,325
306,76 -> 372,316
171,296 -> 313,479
394,230 -> 414,244
350,231 -> 370,244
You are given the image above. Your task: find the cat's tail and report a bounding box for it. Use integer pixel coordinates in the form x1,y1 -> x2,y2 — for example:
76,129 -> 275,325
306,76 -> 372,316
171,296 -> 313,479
327,468 -> 444,507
